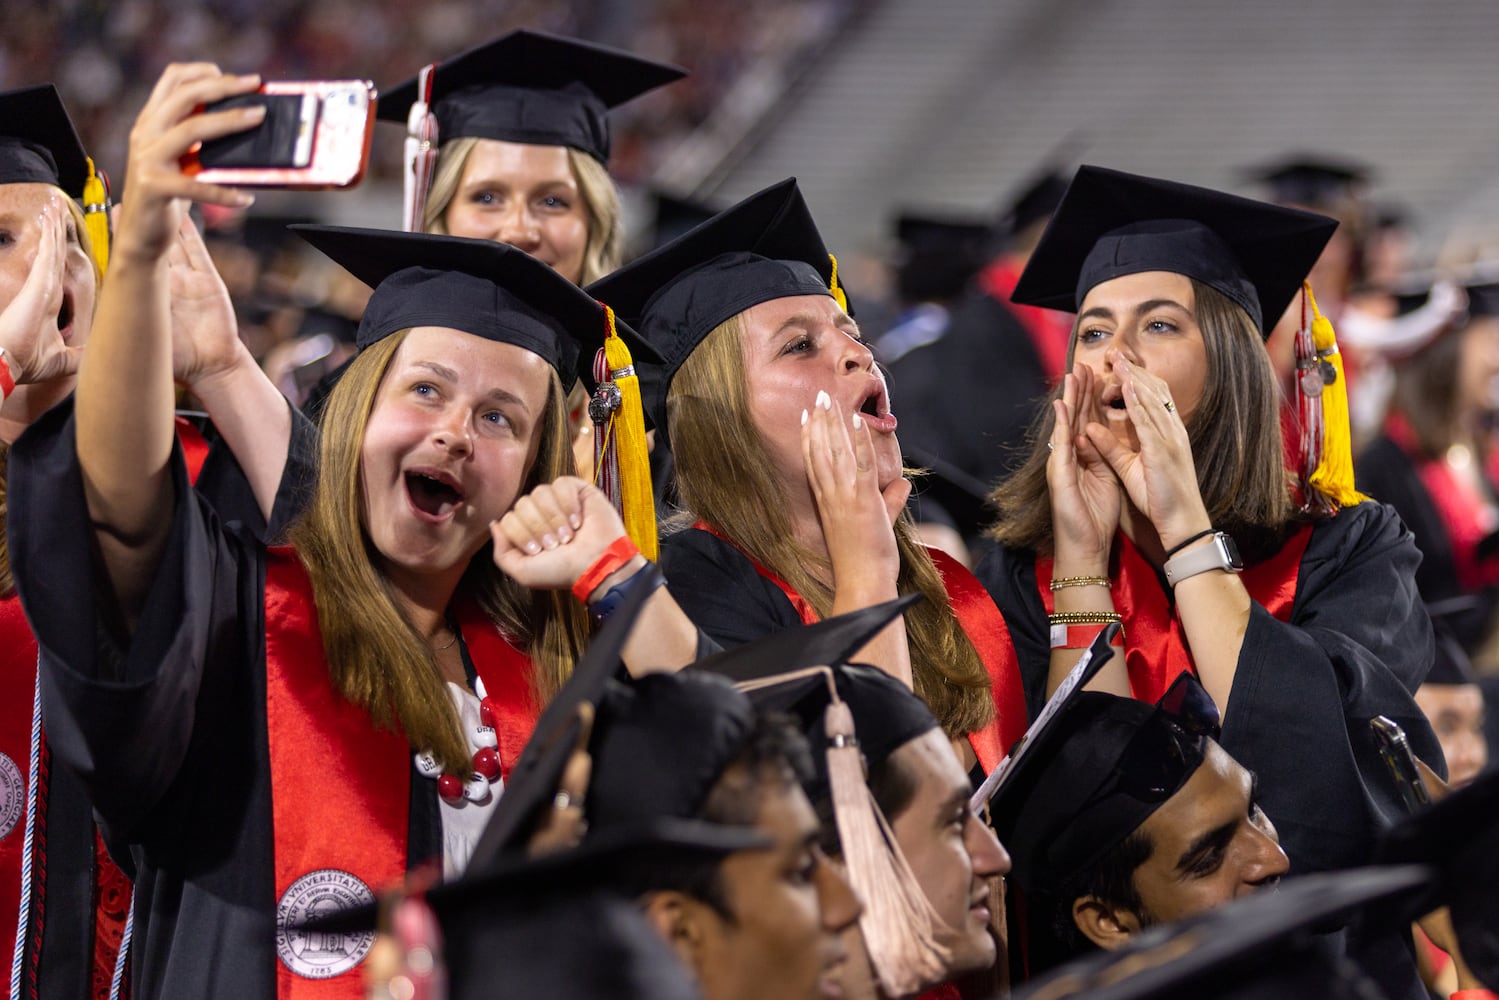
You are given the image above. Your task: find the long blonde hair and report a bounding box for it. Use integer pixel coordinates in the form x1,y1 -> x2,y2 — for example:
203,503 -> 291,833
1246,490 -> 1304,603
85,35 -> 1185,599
668,315 -> 995,737
288,330 -> 591,774
422,139 -> 623,284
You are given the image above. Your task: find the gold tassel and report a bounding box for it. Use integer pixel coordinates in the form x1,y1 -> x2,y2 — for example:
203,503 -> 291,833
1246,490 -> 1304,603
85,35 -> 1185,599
1303,283 -> 1367,509
599,305 -> 658,561
827,253 -> 848,313
82,157 -> 109,275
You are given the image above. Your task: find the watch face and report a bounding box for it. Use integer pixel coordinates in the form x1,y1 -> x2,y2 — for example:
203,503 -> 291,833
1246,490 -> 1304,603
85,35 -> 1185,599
1220,533 -> 1244,570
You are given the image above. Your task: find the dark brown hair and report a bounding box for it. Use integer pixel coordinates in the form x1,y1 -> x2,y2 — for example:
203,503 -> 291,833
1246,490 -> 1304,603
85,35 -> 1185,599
989,279 -> 1298,555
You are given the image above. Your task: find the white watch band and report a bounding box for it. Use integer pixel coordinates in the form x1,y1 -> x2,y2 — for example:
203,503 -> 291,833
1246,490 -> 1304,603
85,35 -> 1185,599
1163,533 -> 1241,588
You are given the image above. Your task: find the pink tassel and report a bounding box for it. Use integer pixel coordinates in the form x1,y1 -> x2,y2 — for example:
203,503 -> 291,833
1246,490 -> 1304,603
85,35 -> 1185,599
403,63 -> 440,233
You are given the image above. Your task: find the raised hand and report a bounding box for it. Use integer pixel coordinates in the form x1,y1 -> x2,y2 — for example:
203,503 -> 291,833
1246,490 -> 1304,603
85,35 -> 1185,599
1084,350 -> 1211,549
1048,364 -> 1122,569
490,476 -> 640,593
802,388 -> 901,592
0,197 -> 81,385
166,214 -> 249,386
113,63 -> 263,264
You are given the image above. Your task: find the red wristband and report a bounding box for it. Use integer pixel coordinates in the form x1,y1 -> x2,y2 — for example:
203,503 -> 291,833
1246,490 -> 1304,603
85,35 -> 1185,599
0,351 -> 14,400
573,536 -> 641,604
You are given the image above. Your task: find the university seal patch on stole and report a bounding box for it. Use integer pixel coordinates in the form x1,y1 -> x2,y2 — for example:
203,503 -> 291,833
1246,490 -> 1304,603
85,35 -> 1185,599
0,751 -> 22,840
275,868 -> 376,978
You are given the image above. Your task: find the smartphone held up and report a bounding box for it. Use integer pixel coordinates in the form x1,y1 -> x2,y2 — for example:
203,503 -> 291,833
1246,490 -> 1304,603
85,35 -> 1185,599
182,80 -> 377,189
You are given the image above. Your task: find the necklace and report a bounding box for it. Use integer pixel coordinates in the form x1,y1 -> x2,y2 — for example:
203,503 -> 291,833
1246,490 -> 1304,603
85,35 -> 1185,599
414,675 -> 503,804
430,628 -> 458,652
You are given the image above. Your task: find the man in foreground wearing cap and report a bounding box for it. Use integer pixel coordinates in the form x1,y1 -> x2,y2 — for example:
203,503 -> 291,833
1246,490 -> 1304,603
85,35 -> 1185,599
696,601 -> 1012,1000
581,668 -> 863,1000
993,673 -> 1289,972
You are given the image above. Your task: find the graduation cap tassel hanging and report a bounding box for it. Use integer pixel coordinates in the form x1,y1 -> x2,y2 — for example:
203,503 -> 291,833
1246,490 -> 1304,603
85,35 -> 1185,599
82,157 -> 108,274
823,698 -> 952,996
590,304 -> 658,560
1296,283 -> 1366,512
403,63 -> 440,233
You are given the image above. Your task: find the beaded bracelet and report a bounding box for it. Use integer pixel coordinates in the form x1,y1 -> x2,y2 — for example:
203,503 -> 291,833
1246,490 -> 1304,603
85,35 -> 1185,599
1046,610 -> 1123,625
572,535 -> 641,603
1049,576 -> 1110,591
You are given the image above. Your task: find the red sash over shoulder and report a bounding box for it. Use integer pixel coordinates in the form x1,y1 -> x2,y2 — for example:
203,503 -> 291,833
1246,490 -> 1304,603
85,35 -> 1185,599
0,594 -> 39,1000
265,549 -> 410,999
1031,527 -> 1313,703
262,548 -> 542,998
690,525 -> 1027,772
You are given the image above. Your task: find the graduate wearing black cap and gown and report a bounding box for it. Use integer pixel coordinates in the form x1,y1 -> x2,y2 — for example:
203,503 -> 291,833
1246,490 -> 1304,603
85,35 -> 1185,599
7,221 -> 663,1000
589,178 -> 1029,786
974,166 -> 1441,996
881,171 -> 1074,548
1357,283 -> 1499,663
0,83 -> 327,1000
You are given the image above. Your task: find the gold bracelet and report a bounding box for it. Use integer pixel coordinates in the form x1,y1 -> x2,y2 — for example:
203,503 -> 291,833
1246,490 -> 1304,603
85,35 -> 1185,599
1046,611 -> 1123,625
1049,576 -> 1110,591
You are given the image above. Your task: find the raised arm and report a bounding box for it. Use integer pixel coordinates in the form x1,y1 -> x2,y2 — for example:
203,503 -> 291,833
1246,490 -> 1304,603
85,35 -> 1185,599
79,64 -> 262,626
168,214 -> 291,521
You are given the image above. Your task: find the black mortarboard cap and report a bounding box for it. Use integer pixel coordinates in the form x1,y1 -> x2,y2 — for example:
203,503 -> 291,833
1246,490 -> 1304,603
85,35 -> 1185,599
694,595 -> 934,795
892,211 -> 994,303
1377,767 -> 1499,987
1011,165 -> 1338,335
585,670 -> 758,831
650,190 -> 720,251
587,177 -> 846,439
993,674 -> 1218,896
1012,864 -> 1432,1000
292,225 -> 660,392
468,565 -> 664,867
0,84 -> 90,193
1002,169 -> 1070,238
297,821 -> 759,1000
1248,156 -> 1370,210
378,30 -> 686,163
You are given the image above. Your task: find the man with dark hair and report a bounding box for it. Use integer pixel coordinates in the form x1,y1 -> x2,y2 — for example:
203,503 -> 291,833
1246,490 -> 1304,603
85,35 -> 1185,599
585,672 -> 862,1000
995,674 -> 1288,969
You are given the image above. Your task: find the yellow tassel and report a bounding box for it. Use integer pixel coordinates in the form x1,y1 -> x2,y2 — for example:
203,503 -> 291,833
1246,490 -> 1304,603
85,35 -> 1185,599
82,157 -> 109,275
601,305 -> 658,561
1304,283 -> 1366,509
827,253 -> 848,313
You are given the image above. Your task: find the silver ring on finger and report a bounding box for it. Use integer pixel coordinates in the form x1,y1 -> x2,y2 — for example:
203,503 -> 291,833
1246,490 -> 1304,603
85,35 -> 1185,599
553,790 -> 572,810
1162,399 -> 1176,413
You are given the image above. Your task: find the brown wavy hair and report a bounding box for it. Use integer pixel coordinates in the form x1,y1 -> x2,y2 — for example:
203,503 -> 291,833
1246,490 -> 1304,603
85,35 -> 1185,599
668,314 -> 995,738
288,330 -> 591,774
988,280 -> 1299,557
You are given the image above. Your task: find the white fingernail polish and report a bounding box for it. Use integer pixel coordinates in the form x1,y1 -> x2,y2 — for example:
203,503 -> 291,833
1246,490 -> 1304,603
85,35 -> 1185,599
801,409 -> 809,426
852,414 -> 863,430
816,389 -> 831,410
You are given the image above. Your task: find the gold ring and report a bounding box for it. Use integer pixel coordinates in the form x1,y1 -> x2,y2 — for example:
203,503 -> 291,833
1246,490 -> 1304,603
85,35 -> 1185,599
1163,400 -> 1176,413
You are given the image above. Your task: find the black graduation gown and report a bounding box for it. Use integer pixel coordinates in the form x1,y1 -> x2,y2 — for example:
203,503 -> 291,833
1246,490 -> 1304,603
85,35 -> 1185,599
974,502 -> 1441,998
3,401 -> 319,1000
1357,432 -> 1499,658
5,401 -> 440,1000
659,528 -> 804,647
884,289 -> 1050,543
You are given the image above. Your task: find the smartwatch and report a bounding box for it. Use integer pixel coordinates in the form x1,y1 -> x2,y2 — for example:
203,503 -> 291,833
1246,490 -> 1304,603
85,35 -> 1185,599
1163,531 -> 1243,588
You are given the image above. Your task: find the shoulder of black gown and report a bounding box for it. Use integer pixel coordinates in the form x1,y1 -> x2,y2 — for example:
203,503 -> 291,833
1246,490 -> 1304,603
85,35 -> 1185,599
659,525 -> 804,647
193,396 -> 320,545
1223,500 -> 1440,877
7,395 -> 257,839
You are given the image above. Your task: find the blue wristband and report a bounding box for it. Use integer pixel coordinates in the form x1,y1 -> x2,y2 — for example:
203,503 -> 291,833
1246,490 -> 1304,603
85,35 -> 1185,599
589,563 -> 666,626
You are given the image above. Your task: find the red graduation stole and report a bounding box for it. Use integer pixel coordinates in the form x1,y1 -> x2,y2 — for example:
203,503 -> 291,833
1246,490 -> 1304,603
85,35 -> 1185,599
689,525 -> 1028,772
263,549 -> 540,998
1385,413 -> 1499,591
1030,527 -> 1313,703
